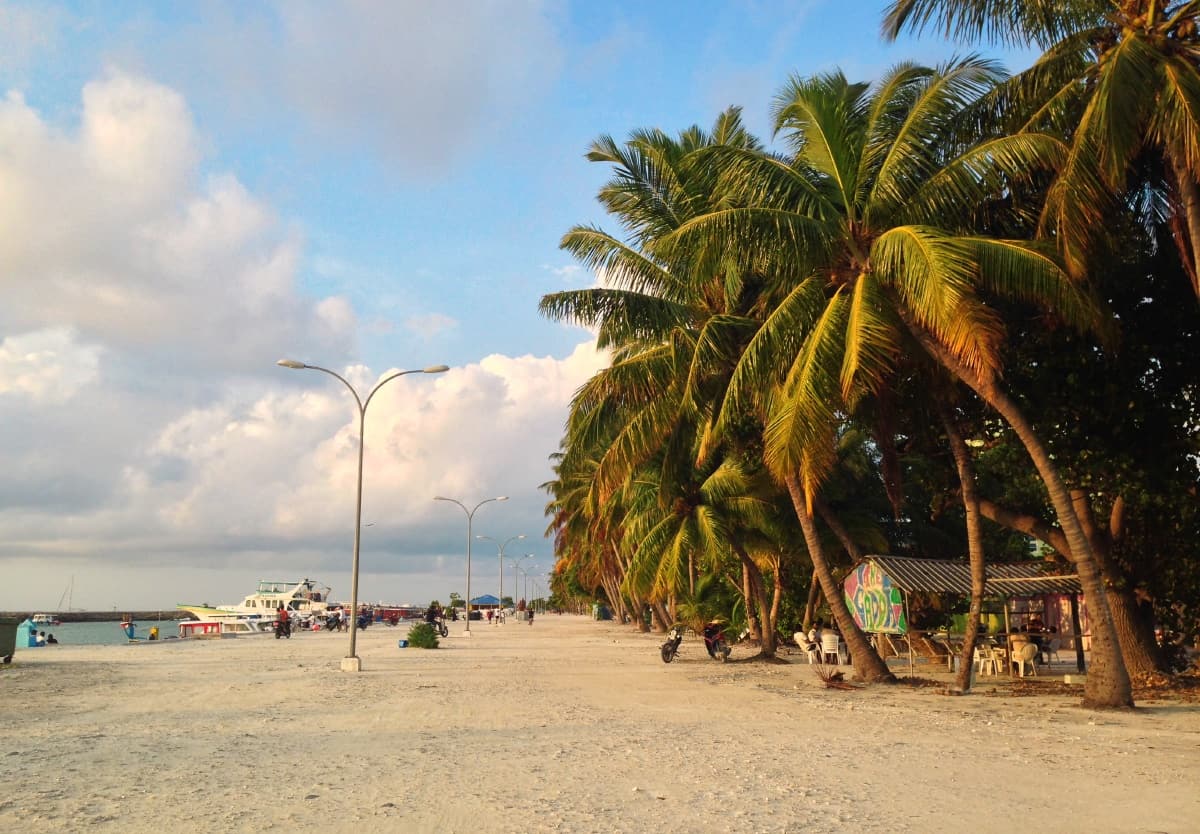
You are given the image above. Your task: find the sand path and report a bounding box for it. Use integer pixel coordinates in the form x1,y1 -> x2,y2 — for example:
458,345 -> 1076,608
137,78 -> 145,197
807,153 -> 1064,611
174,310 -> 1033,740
2,614 -> 1197,833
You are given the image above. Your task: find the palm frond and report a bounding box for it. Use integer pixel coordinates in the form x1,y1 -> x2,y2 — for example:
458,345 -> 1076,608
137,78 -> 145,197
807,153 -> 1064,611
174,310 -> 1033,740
840,274 -> 902,403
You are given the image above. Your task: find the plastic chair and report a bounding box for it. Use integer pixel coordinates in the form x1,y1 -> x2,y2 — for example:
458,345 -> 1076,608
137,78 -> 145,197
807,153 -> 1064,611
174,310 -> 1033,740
1011,642 -> 1039,677
794,632 -> 820,664
820,633 -> 843,665
975,646 -> 1000,676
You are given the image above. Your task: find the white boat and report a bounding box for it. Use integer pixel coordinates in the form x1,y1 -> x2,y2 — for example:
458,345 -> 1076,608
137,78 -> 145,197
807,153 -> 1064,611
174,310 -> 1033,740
176,578 -> 334,632
32,613 -> 61,626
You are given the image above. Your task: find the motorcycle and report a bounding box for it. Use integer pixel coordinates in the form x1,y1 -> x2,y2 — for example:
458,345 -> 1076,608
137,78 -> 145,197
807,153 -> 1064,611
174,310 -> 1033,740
274,618 -> 292,639
660,627 -> 683,663
660,621 -> 731,663
425,616 -> 449,637
702,621 -> 732,661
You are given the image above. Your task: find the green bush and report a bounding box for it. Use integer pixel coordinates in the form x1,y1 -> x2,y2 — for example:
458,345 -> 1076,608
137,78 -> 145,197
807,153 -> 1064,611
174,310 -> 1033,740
407,622 -> 439,649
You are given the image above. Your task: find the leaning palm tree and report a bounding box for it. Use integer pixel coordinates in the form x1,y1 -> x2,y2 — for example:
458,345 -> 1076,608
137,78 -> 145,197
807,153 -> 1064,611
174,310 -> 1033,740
671,58 -> 1132,705
883,0 -> 1200,299
542,112 -> 792,648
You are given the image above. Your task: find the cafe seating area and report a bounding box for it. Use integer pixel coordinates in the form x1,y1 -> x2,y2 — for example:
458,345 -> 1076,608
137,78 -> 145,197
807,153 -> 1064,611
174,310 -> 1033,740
926,629 -> 1074,678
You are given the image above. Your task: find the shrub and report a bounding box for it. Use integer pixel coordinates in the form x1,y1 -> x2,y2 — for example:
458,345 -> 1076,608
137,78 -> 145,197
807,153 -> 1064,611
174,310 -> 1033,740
407,622 -> 440,649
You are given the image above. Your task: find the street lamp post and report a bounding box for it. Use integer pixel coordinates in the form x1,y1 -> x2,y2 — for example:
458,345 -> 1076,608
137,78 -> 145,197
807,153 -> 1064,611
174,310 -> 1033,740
509,553 -> 534,608
433,496 -> 508,635
519,565 -> 536,614
277,358 -> 448,672
476,534 -> 524,621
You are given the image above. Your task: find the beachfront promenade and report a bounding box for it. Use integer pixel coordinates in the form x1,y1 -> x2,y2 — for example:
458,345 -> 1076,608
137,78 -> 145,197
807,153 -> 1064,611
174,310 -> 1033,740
3,614 -> 1197,833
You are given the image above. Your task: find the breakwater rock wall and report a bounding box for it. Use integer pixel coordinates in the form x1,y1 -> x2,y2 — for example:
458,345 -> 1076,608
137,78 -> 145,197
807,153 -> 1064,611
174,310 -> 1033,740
0,611 -> 192,622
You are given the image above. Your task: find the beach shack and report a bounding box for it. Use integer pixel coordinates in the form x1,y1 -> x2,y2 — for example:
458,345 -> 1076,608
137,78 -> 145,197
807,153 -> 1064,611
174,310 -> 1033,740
843,555 -> 1087,674
470,594 -> 502,620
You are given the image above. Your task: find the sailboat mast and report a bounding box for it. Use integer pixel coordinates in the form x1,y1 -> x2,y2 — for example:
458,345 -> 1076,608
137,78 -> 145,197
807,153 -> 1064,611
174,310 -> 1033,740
57,575 -> 74,612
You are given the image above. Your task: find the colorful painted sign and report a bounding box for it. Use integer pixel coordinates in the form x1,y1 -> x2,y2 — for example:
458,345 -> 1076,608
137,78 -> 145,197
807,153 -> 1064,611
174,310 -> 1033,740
843,561 -> 907,634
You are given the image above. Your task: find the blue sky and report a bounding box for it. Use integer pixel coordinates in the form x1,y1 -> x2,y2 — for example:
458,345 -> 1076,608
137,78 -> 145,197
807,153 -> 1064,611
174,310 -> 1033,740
0,1 -> 1015,610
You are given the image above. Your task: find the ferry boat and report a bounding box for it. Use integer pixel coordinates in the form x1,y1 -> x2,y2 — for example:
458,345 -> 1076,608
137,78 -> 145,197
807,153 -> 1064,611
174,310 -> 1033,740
176,578 -> 334,632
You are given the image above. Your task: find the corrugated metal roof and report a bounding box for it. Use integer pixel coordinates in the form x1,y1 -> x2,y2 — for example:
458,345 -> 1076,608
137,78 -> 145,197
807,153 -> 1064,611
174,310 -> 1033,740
861,555 -> 1082,596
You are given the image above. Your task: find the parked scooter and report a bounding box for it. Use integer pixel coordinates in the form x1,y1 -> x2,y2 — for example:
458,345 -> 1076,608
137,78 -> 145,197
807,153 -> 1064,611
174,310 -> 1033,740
702,621 -> 732,661
660,621 -> 731,663
660,626 -> 684,663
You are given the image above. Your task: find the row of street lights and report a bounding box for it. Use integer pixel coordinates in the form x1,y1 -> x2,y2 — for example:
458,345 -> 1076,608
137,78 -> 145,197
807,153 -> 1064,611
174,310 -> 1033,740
277,357 -> 544,670
476,533 -> 525,624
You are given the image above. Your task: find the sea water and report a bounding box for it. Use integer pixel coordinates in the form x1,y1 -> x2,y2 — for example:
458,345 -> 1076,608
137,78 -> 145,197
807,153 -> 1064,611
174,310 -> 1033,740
29,619 -> 185,646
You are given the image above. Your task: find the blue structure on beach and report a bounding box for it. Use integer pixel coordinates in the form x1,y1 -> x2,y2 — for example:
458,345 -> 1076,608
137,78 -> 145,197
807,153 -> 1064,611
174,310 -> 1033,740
17,618 -> 40,648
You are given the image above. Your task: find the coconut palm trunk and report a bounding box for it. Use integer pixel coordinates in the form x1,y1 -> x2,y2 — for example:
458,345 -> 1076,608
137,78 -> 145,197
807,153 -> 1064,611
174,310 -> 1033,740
803,569 -> 822,631
1168,155 -> 1200,297
741,561 -> 762,641
940,405 -> 987,694
909,322 -> 1132,707
786,474 -> 895,683
1070,492 -> 1164,678
734,543 -> 777,657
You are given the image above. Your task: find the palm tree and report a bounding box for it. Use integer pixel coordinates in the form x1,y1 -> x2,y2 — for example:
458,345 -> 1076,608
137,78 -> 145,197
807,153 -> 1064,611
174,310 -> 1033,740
671,59 -> 1132,705
541,113 -> 794,651
882,0 -> 1200,299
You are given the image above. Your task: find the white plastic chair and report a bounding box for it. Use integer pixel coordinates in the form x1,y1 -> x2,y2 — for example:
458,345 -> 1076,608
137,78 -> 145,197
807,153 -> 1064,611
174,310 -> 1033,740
820,633 -> 844,665
794,632 -> 820,664
974,646 -> 1000,676
1011,642 -> 1039,677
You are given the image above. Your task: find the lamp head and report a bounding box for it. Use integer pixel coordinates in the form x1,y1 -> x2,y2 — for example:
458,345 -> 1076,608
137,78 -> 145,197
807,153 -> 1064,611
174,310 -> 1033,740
496,496 -> 509,502
276,358 -> 307,369
422,365 -> 450,374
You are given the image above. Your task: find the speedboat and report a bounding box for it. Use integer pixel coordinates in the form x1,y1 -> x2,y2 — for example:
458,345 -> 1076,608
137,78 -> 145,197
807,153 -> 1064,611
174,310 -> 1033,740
176,578 -> 334,633
32,614 -> 62,626
178,617 -> 271,638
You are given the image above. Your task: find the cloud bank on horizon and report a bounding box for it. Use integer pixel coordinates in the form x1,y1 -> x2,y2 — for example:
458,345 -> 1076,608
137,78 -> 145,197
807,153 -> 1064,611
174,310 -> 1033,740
0,65 -> 602,610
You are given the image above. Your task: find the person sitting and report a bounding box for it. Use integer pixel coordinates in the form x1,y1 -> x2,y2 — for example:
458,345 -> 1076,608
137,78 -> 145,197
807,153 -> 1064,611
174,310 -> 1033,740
425,603 -> 442,625
36,631 -> 46,646
799,625 -> 820,653
46,633 -> 58,644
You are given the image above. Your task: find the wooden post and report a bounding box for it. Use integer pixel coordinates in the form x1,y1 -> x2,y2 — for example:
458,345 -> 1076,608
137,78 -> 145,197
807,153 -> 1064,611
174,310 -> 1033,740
1069,593 -> 1086,673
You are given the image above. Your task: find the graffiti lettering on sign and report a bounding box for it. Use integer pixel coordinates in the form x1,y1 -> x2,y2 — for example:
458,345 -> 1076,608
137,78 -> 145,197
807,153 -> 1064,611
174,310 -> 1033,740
844,561 -> 906,634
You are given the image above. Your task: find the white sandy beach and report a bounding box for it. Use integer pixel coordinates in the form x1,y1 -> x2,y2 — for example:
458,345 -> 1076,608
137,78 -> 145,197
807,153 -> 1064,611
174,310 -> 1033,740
2,614 -> 1198,834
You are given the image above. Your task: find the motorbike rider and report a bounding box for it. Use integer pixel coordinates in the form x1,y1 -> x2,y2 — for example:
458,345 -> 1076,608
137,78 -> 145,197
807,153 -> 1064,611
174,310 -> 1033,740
425,602 -> 442,625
